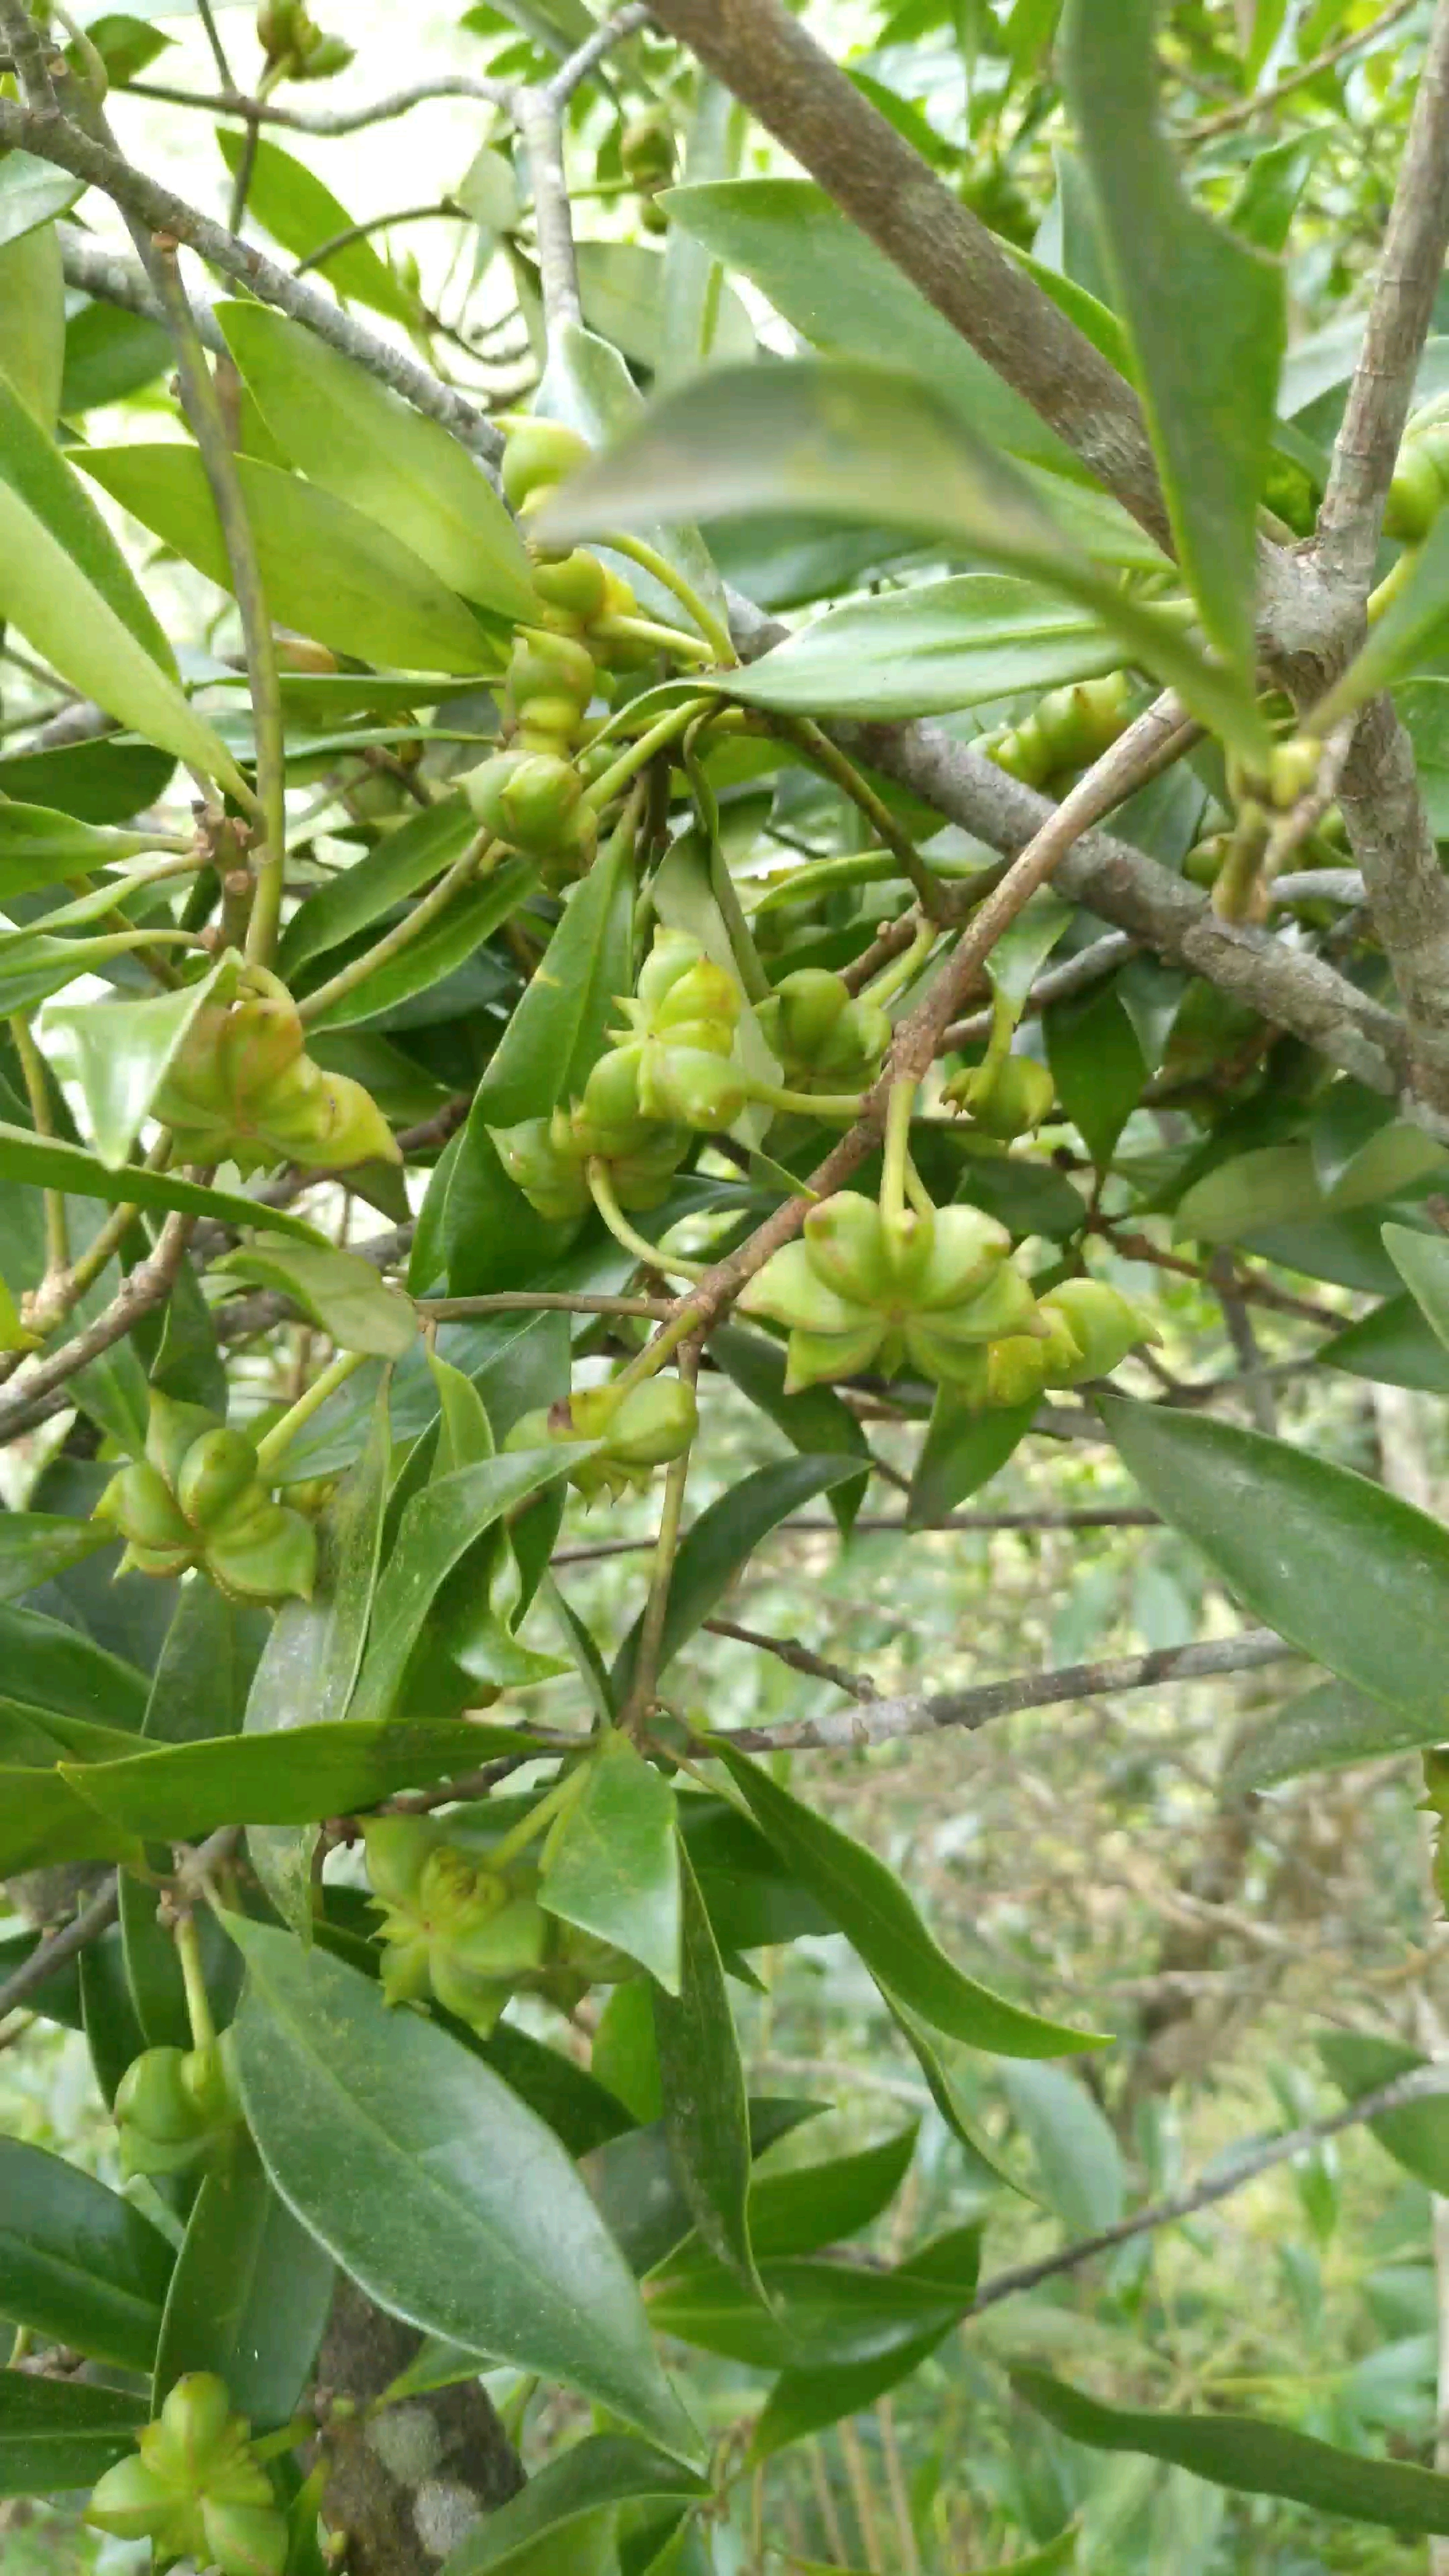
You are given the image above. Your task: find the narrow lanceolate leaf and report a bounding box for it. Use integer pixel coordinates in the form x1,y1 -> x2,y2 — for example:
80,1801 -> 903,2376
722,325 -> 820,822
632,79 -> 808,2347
0,1123 -> 326,1241
0,384 -> 242,793
907,1391 -> 1036,1527
1013,2369 -> 1449,2533
474,818 -> 636,1129
276,797 -> 476,981
0,223 -> 64,428
1384,1222 -> 1449,1356
155,2138 -> 335,2432
724,575 -> 1122,720
62,1716 -> 532,1839
1102,1396 -> 1449,1729
441,2436 -> 707,2575
217,303 -> 538,623
78,445 -> 498,678
229,1921 -> 702,2463
0,2139 -> 174,2372
652,1841 -> 761,2300
539,360 -> 1268,758
1317,2034 -> 1449,2198
213,1237 -> 417,1359
215,132 -> 423,326
715,1745 -> 1106,2059
0,1513 -> 112,1603
539,1733 -> 682,1992
709,1328 -> 869,1536
0,2375 -> 148,2498
1224,1678 -> 1430,1792
535,319 -> 728,634
1060,0 -> 1284,678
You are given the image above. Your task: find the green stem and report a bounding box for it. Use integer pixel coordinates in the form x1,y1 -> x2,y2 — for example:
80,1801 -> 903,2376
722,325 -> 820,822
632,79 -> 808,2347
580,697 -> 714,817
586,1158 -> 707,1283
593,612 -> 714,663
621,1348 -> 698,1734
596,531 -> 735,663
864,919 -> 936,1009
9,1015 -> 69,1275
148,245 -> 285,957
297,832 -> 494,1024
880,1076 -> 916,1233
902,1153 -> 936,1222
747,1077 -> 869,1122
488,1766 -> 582,1872
173,1911 -> 215,2051
783,716 -> 946,922
684,714 -> 771,1004
254,1348 -> 370,1471
606,1300 -> 704,1398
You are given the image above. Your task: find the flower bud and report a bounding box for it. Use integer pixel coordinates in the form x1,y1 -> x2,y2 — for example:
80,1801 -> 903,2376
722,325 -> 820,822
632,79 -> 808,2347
94,1460 -> 193,1557
462,747 -> 587,856
155,2371 -> 238,2479
493,1116 -> 591,1220
501,418 -> 594,513
531,548 -> 610,623
1036,1277 -> 1157,1385
600,1375 -> 698,1468
638,1043 -> 749,1131
948,1054 -> 1056,1138
1267,735 -> 1321,810
505,627 -> 596,737
292,28 -> 352,75
621,105 -> 676,191
362,1814 -> 439,1907
572,1046 -> 649,1153
115,2047 -> 217,2178
146,1390 -> 223,1489
801,1193 -> 894,1305
206,1501 -> 318,1607
176,1427 -> 262,1530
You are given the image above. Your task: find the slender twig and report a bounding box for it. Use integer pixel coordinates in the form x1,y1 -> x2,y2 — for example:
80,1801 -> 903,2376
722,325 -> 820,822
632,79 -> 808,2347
0,0 -> 58,111
550,1507 -> 1160,1565
0,1876 -> 119,2027
117,72 -> 515,132
1099,1226 -> 1340,1327
0,97 -> 504,464
193,0 -> 235,91
1184,0 -> 1419,141
701,1617 -> 878,1702
419,1291 -> 674,1322
709,1629 -> 1292,1754
9,1016 -> 69,1279
1318,0 -> 1449,588
294,200 -> 465,279
295,833 -> 493,1024
545,2 -> 652,105
0,1212 -> 197,1444
784,716 -> 948,922
621,1342 -> 701,1733
970,2063 -> 1449,2315
943,932 -> 1138,1048
514,87 -> 581,333
150,239 -> 283,957
58,235 -> 227,349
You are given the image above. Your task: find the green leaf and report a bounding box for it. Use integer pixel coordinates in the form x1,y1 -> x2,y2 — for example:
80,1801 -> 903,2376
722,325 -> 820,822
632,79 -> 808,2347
154,2137 -> 334,2430
651,2218 -> 981,2373
0,223 -> 64,429
881,1994 -> 1031,2196
0,2374 -> 147,2498
0,1603 -> 147,1727
303,857 -> 537,1032
1101,1396 -> 1449,1729
62,301 -> 172,414
0,799 -> 172,889
217,303 -> 537,624
1002,2063 -> 1124,2233
1059,0 -> 1284,676
1225,1677 -> 1431,1791
1383,1222 -> 1449,1360
243,1389 -> 392,1785
0,1120 -> 327,1240
63,1715 -> 531,1840
1317,2035 -> 1449,2196
714,1745 -> 1106,2058
659,77 -> 749,388
78,445 -> 497,678
535,317 -> 727,635
441,2436 -> 707,2576
0,382 -> 244,793
215,132 -> 422,325
576,240 -> 754,380
652,1841 -> 761,2298
751,2318 -> 958,2460
0,1764 -> 139,1872
710,1326 -> 869,1536
348,1447 -> 582,1727
907,1391 -> 1035,1526
0,736 -> 174,826
542,361 -> 1268,759
0,2138 -> 174,2371
725,575 -> 1122,720
475,821 -> 635,1129
229,1919 -> 702,2463
1012,2367 -> 1449,2533
741,2124 -> 917,2263
0,152 -> 83,250
539,1734 -> 681,1991
0,1511 -> 111,1602
213,1235 -> 417,1359
45,952 -> 235,1169
276,798 -> 476,981
1046,981 -> 1145,1165
1319,509 -> 1449,723
1319,1296 -> 1449,1394
612,1457 -> 864,1703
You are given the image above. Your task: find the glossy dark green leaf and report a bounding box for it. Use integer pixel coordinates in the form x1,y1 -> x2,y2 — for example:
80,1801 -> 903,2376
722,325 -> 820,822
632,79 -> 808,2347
0,737 -> 174,825
1317,2035 -> 1449,2197
0,1604 -> 147,1727
0,1766 -> 137,1871
214,1236 -> 416,1358
1060,0 -> 1284,674
544,362 -> 1265,756
611,1457 -> 864,1701
230,1919 -> 701,2461
651,1841 -> 761,2298
216,132 -> 422,324
1046,983 -> 1144,1167
1384,1221 -> 1449,1356
442,2436 -> 707,2575
0,1122 -> 325,1239
0,800 -> 174,885
907,1391 -> 1036,1526
731,2124 -> 916,2263
715,1746 -> 1106,2058
154,2137 -> 334,2429
1002,2063 -> 1124,2233
304,858 -> 537,1032
218,303 -> 537,623
883,1995 -> 1030,2196
540,1735 -> 680,1992
475,820 -> 635,1129
0,2373 -> 147,2496
349,1447 -> 582,1727
710,1327 -> 869,1536
0,1703 -> 140,1767
0,2138 -> 173,2370
276,798 -> 476,980
1319,1296 -> 1449,1394
1013,2367 -> 1449,2532
681,1796 -> 835,1954
62,301 -> 172,413
586,2098 -> 818,2280
0,150 -> 82,250
80,445 -> 494,678
0,1512 -> 111,1602
476,2021 -> 635,2158
1102,1395 -> 1449,1727
64,1715 -> 531,1839
727,575 -> 1119,720
751,2318 -> 956,2459
1225,1678 -> 1429,1792
651,2218 -> 981,2372
0,1923 -> 84,2029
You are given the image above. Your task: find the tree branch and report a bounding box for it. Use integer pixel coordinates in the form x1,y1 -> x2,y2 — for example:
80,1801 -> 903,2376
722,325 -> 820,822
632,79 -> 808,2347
118,72 -> 515,133
716,1631 -> 1293,1754
60,231 -> 227,350
0,1872 -> 119,2025
970,2063 -> 1449,2315
0,0 -> 58,111
547,2 -> 652,105
642,0 -> 1173,551
550,1506 -> 1161,1564
514,87 -> 581,333
0,1212 -> 197,1445
1183,0 -> 1419,142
